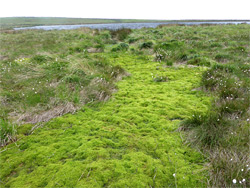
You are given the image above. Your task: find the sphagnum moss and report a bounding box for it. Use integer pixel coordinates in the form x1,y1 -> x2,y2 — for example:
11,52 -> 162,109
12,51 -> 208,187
0,54 -> 210,187
1,24 -> 249,187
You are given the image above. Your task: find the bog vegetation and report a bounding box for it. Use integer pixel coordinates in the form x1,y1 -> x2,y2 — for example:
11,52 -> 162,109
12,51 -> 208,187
0,24 -> 249,187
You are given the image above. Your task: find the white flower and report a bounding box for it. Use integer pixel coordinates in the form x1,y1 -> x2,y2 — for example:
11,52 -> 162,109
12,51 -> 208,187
242,179 -> 246,182
173,173 -> 176,177
241,169 -> 244,171
232,179 -> 237,184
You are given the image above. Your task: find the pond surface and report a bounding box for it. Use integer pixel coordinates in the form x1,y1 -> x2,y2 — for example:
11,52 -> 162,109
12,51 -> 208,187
14,21 -> 250,30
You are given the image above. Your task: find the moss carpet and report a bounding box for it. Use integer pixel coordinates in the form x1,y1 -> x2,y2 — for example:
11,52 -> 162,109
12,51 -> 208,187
0,54 -> 210,187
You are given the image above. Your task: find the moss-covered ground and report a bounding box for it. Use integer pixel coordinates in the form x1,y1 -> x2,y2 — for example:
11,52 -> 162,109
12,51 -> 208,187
0,53 -> 210,187
0,24 -> 249,187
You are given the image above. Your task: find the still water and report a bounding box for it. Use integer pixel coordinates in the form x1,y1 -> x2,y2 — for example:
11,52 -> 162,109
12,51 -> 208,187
14,21 -> 250,31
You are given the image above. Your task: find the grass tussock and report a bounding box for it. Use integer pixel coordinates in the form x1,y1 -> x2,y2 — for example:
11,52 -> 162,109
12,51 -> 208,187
0,118 -> 16,147
110,28 -> 132,41
181,63 -> 250,187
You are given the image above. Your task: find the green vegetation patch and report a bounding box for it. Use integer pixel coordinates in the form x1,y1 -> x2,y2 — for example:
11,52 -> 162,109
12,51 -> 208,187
0,54 -> 210,187
1,24 -> 250,187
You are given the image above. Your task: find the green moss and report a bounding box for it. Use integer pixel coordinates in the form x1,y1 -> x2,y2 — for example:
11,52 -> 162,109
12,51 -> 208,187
0,54 -> 210,187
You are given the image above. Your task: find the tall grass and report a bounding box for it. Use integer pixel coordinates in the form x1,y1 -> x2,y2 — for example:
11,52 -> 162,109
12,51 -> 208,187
0,118 -> 16,146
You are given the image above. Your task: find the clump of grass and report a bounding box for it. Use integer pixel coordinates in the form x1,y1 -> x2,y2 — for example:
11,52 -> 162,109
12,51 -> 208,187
187,57 -> 211,67
0,118 -> 16,147
153,76 -> 169,82
110,28 -> 132,41
215,53 -> 231,62
111,43 -> 129,52
128,37 -> 138,44
139,41 -> 153,49
154,48 -> 168,62
166,60 -> 173,66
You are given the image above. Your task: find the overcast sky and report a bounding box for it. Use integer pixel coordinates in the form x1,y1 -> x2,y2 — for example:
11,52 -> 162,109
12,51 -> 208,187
1,0 -> 250,20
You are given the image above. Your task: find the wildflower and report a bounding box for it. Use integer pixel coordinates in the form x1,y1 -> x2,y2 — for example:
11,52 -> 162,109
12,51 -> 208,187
247,119 -> 249,122
173,173 -> 176,177
242,179 -> 246,182
232,179 -> 237,184
241,169 -> 244,171
239,181 -> 242,184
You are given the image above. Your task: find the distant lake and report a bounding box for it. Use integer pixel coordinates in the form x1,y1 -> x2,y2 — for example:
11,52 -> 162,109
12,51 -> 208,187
14,21 -> 250,31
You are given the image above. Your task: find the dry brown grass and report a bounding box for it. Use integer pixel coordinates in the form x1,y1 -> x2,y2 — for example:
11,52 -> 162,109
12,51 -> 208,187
17,102 -> 77,124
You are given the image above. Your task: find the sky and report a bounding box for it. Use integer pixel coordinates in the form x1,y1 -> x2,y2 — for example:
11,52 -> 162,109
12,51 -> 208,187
1,0 -> 250,20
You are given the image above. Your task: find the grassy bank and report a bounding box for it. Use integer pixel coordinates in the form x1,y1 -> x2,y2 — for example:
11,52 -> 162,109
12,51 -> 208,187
0,24 -> 249,187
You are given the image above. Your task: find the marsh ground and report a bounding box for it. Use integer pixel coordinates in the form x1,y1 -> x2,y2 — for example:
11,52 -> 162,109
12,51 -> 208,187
0,24 -> 249,187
